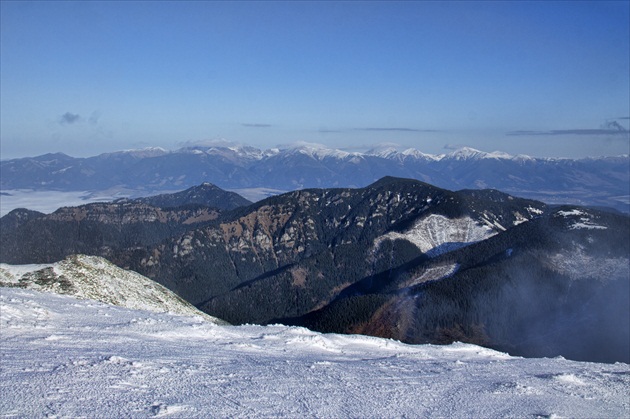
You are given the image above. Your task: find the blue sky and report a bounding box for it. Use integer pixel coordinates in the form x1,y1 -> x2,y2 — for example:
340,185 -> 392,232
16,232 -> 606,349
1,1 -> 629,159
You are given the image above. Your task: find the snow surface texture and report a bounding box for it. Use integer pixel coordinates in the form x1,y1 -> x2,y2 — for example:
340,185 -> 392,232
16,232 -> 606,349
1,287 -> 628,418
0,255 -> 223,323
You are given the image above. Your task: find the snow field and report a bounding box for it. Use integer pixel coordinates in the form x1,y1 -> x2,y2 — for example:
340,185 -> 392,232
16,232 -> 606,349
1,287 -> 628,418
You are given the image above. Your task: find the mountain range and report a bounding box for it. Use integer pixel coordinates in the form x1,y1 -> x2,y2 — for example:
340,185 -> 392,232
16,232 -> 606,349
1,143 -> 628,212
2,177 -> 628,363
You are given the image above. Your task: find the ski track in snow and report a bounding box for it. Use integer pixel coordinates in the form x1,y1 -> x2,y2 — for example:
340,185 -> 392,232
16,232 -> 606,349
1,287 -> 629,418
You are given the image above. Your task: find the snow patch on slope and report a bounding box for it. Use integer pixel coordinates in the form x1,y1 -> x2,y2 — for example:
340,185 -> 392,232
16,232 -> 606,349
377,214 -> 497,257
547,246 -> 629,281
554,209 -> 608,230
401,263 -> 460,289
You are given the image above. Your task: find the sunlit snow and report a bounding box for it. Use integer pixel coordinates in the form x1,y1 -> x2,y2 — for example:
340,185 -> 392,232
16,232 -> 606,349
1,288 -> 628,418
0,255 -> 220,320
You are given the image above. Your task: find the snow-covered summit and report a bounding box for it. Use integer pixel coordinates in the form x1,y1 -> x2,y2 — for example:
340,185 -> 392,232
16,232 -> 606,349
400,147 -> 441,161
176,139 -> 268,161
273,142 -> 363,161
273,144 -> 526,162
0,254 -> 224,322
365,144 -> 401,159
102,147 -> 170,158
438,147 -> 519,161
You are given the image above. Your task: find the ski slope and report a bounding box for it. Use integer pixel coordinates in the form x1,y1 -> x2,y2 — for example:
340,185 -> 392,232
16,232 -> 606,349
1,287 -> 628,418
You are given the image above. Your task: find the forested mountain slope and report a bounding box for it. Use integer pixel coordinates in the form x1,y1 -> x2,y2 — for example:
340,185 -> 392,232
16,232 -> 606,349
1,177 -> 627,362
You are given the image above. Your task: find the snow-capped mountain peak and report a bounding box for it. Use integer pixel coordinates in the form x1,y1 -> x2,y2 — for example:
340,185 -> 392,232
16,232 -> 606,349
277,142 -> 357,160
400,148 -> 441,161
364,143 -> 403,158
103,147 -> 170,158
1,142 -> 627,212
445,147 -> 488,160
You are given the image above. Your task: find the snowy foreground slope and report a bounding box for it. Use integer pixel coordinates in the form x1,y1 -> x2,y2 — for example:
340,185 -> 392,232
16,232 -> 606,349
1,288 -> 628,418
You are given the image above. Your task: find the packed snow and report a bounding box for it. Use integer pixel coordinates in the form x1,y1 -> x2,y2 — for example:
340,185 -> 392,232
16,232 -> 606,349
1,287 -> 628,418
556,209 -> 587,217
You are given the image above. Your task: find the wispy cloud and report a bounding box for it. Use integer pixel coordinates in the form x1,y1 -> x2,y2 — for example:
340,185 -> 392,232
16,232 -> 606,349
319,127 -> 439,134
242,123 -> 272,128
506,127 -> 628,135
507,129 -> 629,136
178,139 -> 241,148
88,111 -> 101,125
507,119 -> 629,137
59,112 -> 81,125
58,110 -> 101,126
354,127 -> 439,133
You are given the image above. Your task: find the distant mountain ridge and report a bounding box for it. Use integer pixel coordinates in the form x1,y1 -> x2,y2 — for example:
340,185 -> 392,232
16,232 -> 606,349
2,144 -> 628,212
116,182 -> 252,210
0,182 -> 250,263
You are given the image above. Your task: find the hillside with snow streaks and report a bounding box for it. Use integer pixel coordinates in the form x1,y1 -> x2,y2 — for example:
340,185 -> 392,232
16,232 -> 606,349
377,214 -> 497,257
1,287 -> 628,418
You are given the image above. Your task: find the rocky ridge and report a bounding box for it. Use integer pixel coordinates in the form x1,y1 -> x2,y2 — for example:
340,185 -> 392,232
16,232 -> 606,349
0,254 -> 225,323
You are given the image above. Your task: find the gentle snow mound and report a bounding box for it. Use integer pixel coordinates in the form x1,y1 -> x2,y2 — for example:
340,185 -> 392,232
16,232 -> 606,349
0,254 -> 224,323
